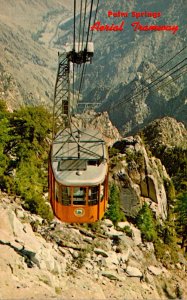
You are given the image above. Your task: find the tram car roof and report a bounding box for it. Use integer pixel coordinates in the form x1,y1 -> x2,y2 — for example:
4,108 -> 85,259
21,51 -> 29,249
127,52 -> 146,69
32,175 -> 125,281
51,127 -> 108,186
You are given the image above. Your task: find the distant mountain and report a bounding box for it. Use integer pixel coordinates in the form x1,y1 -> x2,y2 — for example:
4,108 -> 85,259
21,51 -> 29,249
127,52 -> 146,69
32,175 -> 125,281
55,0 -> 187,134
0,0 -> 186,134
83,0 -> 187,134
0,0 -> 75,109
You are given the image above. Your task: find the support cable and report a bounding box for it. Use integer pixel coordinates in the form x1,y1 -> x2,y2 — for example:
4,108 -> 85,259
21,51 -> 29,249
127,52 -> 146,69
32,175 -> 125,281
149,45 -> 187,80
81,0 -> 88,51
117,46 -> 187,108
72,62 -> 75,113
129,43 -> 187,96
90,0 -> 100,41
149,68 -> 187,94
142,58 -> 187,91
85,0 -> 94,50
73,0 -> 76,51
77,63 -> 87,103
112,61 -> 187,109
78,0 -> 83,52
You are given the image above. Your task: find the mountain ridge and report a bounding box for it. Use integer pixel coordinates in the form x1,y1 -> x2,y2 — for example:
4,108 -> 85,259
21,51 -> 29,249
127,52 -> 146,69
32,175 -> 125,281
0,0 -> 186,134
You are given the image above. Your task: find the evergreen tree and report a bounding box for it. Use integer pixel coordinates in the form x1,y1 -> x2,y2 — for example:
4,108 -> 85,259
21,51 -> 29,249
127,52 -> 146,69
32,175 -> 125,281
105,184 -> 125,225
136,203 -> 157,242
175,193 -> 187,252
0,100 -> 10,181
8,106 -> 52,159
0,104 -> 53,221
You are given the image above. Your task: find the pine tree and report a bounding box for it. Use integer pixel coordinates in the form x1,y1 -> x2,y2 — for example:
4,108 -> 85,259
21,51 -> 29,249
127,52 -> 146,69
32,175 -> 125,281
136,203 -> 157,242
175,193 -> 187,252
105,184 -> 125,225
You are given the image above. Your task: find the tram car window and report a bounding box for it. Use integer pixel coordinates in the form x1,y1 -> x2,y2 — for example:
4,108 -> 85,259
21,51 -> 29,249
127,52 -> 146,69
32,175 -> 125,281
73,187 -> 86,205
55,182 -> 59,202
88,186 -> 99,206
62,186 -> 71,206
100,184 -> 104,202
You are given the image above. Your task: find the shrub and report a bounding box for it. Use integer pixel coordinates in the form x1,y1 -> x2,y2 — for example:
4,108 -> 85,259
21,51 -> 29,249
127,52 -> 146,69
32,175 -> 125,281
156,218 -> 177,251
9,106 -> 52,157
154,239 -> 179,266
105,184 -> 125,226
121,225 -> 133,237
88,220 -> 102,233
136,203 -> 157,242
109,147 -> 120,158
0,105 -> 53,222
152,145 -> 187,193
164,178 -> 176,205
125,149 -> 145,172
23,194 -> 53,222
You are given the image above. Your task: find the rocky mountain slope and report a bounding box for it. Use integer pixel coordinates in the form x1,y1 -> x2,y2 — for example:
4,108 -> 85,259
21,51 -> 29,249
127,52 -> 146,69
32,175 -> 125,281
142,116 -> 187,149
72,110 -> 121,146
1,192 -> 187,300
0,112 -> 187,299
141,116 -> 187,194
0,0 -> 77,109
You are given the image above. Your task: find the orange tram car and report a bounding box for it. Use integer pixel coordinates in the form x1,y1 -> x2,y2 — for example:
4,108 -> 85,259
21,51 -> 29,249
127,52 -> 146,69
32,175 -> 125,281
49,126 -> 109,223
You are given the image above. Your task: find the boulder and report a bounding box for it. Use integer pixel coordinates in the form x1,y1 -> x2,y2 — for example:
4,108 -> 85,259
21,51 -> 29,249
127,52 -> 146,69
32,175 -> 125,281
102,219 -> 113,227
94,248 -> 109,258
83,237 -> 93,244
131,226 -> 142,245
94,256 -> 107,268
176,263 -> 183,270
127,258 -> 142,270
84,262 -> 93,270
106,228 -> 124,238
118,248 -> 130,263
145,242 -> 155,252
105,251 -> 119,266
126,266 -> 142,277
120,184 -> 141,217
113,137 -> 137,153
148,265 -> 163,276
68,249 -> 79,259
117,221 -> 131,230
116,136 -> 169,220
102,271 -> 120,281
140,158 -> 168,220
117,222 -> 142,245
15,208 -> 25,219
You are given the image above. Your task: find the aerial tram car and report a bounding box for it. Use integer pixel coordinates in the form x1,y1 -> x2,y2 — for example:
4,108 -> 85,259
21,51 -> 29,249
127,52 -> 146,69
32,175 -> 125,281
49,41 -> 109,223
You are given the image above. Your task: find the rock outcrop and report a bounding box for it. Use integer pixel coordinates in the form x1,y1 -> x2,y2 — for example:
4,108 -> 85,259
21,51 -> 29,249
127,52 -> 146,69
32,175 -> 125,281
72,110 -> 121,146
111,135 -> 169,219
142,117 -> 187,150
0,193 -> 186,300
